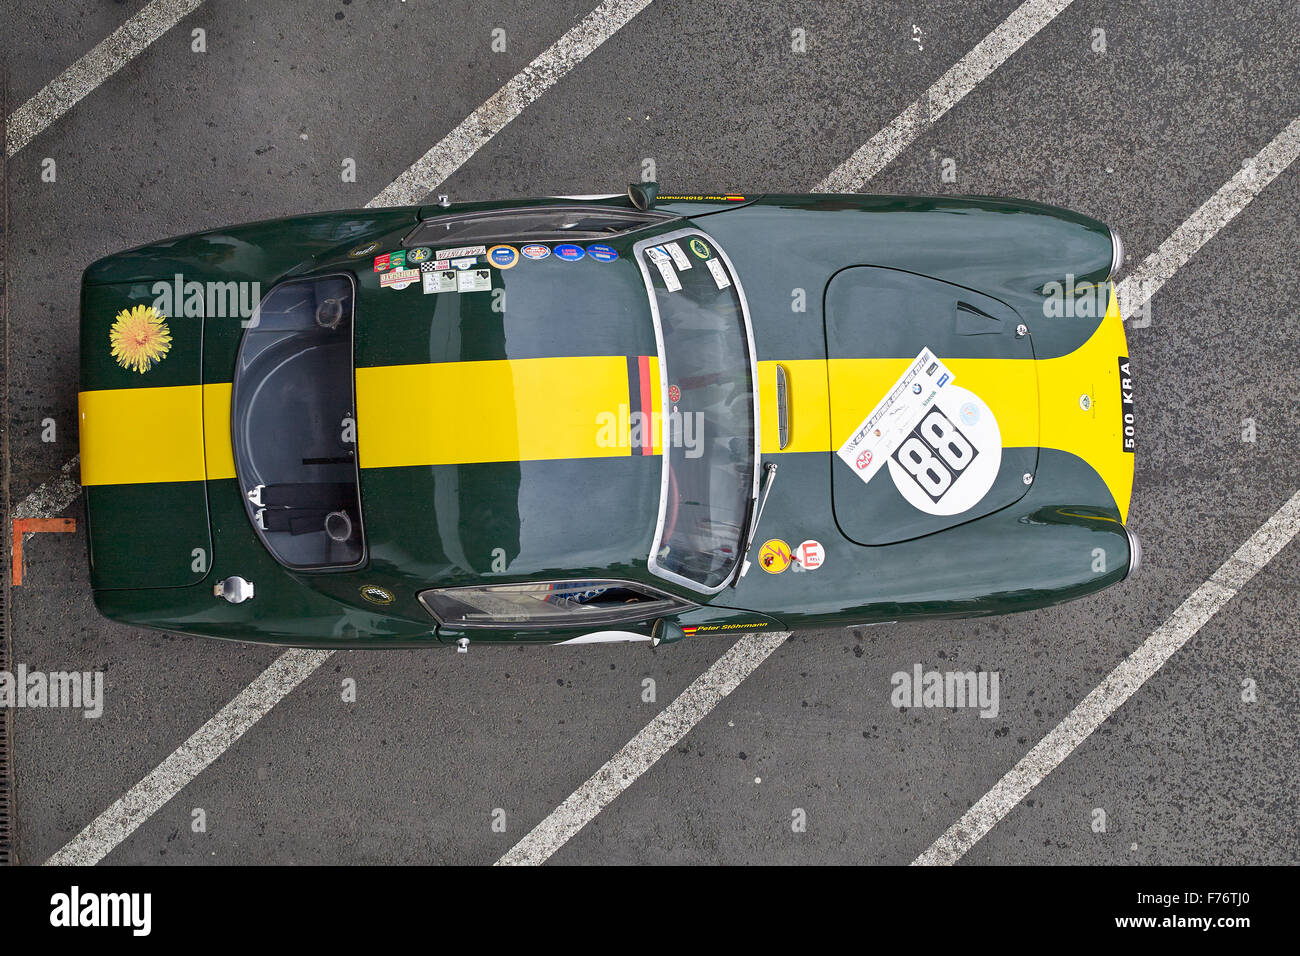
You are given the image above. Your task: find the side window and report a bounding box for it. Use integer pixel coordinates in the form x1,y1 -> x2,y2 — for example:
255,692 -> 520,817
419,580 -> 693,629
405,206 -> 672,248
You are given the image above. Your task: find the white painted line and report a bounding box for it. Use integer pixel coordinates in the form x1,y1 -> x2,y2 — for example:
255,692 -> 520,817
816,0 -> 1076,192
45,649 -> 330,865
1117,116 -> 1300,316
496,631 -> 790,865
6,0 -> 206,157
367,0 -> 655,207
914,488 -> 1300,865
10,455 -> 81,519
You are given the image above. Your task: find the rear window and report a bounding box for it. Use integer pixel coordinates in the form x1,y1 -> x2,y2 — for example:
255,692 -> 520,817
232,275 -> 364,570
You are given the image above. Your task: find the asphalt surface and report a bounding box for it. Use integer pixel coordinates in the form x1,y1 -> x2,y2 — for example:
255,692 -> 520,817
3,0 -> 1298,865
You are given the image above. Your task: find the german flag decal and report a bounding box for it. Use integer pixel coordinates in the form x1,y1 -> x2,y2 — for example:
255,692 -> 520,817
626,354 -> 663,455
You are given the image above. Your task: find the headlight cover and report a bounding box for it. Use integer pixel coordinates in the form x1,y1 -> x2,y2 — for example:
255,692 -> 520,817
1125,526 -> 1142,578
1108,227 -> 1125,280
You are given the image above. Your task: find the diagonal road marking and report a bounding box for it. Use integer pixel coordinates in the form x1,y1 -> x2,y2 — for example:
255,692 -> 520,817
816,0 -> 1077,192
10,455 -> 81,520
914,487 -> 1300,865
44,650 -> 329,865
1117,116 -> 1300,314
367,0 -> 655,207
6,0 -> 207,158
496,631 -> 790,866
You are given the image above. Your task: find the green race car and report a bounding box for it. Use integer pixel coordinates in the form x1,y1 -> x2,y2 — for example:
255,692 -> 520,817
79,185 -> 1137,648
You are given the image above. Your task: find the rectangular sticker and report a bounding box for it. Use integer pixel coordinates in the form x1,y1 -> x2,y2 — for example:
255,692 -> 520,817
1118,356 -> 1134,452
436,245 -> 486,259
664,242 -> 692,270
646,246 -> 670,264
431,259 -> 451,271
836,347 -> 954,485
423,270 -> 458,294
706,257 -> 730,289
655,259 -> 681,292
457,269 -> 492,293
449,257 -> 477,270
380,268 -> 419,289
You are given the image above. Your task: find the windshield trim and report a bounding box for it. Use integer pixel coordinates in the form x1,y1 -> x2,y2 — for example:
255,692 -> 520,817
633,226 -> 761,595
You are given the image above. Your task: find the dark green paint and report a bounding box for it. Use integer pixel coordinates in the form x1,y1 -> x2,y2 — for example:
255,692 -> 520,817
80,191 -> 1130,647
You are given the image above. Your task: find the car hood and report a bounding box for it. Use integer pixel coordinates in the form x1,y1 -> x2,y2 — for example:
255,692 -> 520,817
822,267 -> 1039,545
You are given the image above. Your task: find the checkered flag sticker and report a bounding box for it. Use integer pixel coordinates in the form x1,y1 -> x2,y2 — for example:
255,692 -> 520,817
420,261 -> 440,274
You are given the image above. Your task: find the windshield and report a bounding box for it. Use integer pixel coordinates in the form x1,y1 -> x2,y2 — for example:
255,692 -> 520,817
637,230 -> 758,592
231,275 -> 365,570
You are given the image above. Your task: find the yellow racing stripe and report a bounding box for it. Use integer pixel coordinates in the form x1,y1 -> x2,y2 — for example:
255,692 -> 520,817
759,289 -> 1131,522
80,293 -> 1130,524
355,355 -> 631,468
79,384 -> 209,486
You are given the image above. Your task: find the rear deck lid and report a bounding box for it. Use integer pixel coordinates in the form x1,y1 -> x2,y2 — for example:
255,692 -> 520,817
825,267 -> 1039,545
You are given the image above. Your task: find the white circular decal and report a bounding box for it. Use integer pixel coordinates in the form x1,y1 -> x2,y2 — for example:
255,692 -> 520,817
794,539 -> 825,571
886,385 -> 1001,516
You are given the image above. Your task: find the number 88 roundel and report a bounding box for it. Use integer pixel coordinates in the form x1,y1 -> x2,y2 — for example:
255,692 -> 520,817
887,385 -> 1002,516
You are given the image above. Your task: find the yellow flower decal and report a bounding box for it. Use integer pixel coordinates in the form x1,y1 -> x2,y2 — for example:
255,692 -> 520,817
110,305 -> 172,373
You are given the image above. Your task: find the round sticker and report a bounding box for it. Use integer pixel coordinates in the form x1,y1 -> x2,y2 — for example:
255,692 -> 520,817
521,244 -> 551,260
886,385 -> 1002,517
487,244 -> 519,269
407,247 -> 432,263
758,538 -> 792,574
587,243 -> 619,262
855,449 -> 873,470
668,384 -> 681,403
794,540 -> 825,571
554,243 -> 585,261
359,584 -> 395,605
689,238 -> 711,259
349,241 -> 379,258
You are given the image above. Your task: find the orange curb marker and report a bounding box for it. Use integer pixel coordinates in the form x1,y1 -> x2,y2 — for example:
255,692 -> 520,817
11,518 -> 77,586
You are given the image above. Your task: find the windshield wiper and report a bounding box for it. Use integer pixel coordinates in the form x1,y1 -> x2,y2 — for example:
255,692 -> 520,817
732,462 -> 777,585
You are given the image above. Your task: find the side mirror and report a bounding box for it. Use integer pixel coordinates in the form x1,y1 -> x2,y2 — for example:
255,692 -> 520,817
628,181 -> 658,211
650,617 -> 687,647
